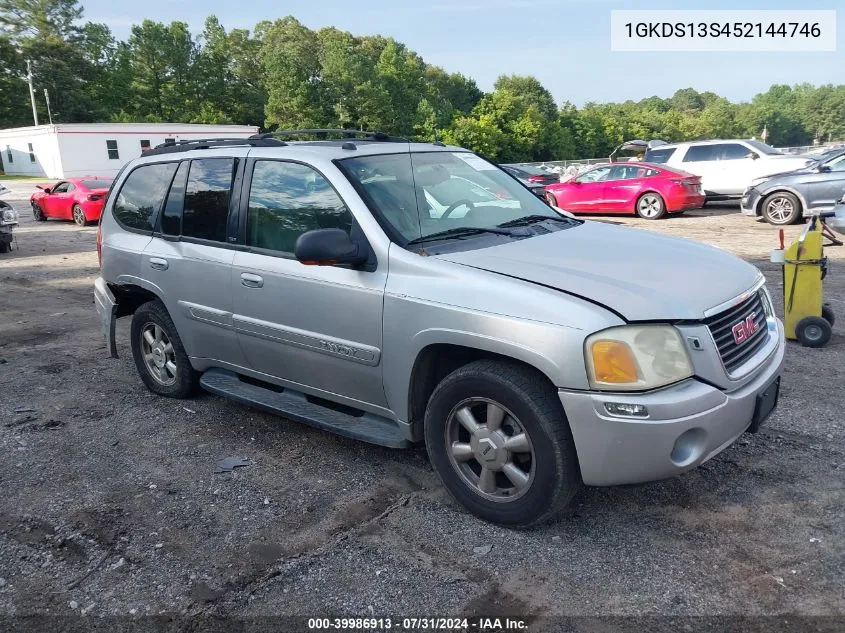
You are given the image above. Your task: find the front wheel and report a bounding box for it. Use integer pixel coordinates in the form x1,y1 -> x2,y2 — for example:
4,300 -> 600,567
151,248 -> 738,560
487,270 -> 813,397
636,192 -> 666,219
130,300 -> 199,398
544,192 -> 558,208
424,360 -> 581,527
762,192 -> 801,225
72,204 -> 87,227
32,203 -> 46,222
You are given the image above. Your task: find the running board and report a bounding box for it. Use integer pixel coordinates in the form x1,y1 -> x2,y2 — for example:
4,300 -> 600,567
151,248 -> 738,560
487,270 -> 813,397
199,368 -> 411,448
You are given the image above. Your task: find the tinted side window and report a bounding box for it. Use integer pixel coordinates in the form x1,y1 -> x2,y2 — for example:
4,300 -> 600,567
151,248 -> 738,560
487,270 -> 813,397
182,158 -> 236,243
644,148 -> 676,163
682,146 -> 716,162
577,166 -> 611,182
720,144 -> 752,160
247,161 -> 353,254
161,161 -> 189,236
112,162 -> 178,232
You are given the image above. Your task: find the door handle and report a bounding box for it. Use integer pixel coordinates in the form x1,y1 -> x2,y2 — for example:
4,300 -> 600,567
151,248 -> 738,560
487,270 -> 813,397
241,273 -> 264,288
149,257 -> 169,270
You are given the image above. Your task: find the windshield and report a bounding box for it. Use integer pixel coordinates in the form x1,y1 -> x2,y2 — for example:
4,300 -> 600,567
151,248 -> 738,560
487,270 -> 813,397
338,151 -> 563,243
745,140 -> 781,155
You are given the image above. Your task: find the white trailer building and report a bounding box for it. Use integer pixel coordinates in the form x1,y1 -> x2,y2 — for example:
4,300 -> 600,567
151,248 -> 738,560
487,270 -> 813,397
0,123 -> 259,178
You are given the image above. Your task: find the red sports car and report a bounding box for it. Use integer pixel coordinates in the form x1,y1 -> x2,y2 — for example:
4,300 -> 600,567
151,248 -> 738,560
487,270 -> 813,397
544,163 -> 705,219
30,177 -> 113,226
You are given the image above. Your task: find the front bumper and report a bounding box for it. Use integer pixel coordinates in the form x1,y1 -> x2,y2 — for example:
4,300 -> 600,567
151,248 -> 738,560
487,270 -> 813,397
740,187 -> 761,216
560,324 -> 785,486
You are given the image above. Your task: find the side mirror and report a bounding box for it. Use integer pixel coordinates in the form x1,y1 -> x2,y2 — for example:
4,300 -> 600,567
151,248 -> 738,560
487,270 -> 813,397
295,229 -> 368,267
817,164 -> 831,173
747,152 -> 759,160
42,187 -> 51,194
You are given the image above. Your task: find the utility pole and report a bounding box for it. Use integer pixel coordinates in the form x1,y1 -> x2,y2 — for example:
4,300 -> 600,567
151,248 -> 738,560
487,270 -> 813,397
43,89 -> 53,124
26,60 -> 39,126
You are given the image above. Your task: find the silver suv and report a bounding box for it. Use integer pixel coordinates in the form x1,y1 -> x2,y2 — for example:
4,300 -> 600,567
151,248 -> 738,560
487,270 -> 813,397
94,131 -> 785,526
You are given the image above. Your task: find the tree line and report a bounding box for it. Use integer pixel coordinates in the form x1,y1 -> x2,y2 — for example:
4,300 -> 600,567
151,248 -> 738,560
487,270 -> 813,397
2,0 -> 844,163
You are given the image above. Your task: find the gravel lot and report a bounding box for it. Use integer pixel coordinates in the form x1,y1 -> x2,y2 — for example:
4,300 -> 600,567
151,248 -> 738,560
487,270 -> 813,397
0,197 -> 843,631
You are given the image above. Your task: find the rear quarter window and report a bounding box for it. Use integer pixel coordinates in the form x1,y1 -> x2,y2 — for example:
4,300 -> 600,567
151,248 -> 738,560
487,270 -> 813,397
682,145 -> 716,163
112,162 -> 179,233
644,148 -> 676,164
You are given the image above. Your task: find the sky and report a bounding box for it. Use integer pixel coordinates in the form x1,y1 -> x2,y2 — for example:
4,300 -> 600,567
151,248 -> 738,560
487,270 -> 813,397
80,0 -> 844,107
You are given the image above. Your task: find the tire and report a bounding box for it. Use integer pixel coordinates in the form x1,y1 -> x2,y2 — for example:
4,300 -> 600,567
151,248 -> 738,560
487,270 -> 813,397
822,303 -> 835,327
0,240 -> 9,253
72,204 -> 87,227
32,202 -> 46,222
130,300 -> 199,398
635,192 -> 666,219
424,359 -> 581,527
544,192 -> 558,208
762,192 -> 801,225
795,316 -> 832,348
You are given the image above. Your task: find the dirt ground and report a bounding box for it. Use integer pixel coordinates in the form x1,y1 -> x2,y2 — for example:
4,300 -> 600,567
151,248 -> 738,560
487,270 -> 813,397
0,199 -> 843,631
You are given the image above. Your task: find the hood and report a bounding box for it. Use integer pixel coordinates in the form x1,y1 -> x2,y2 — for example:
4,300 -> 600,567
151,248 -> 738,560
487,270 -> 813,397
435,221 -> 762,321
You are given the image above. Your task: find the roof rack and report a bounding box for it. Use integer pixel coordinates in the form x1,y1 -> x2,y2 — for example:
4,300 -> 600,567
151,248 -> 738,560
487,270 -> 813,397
250,129 -> 409,143
143,137 -> 287,156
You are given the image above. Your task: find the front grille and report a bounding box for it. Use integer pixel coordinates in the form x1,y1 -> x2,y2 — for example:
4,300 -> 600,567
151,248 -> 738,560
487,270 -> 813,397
705,290 -> 769,374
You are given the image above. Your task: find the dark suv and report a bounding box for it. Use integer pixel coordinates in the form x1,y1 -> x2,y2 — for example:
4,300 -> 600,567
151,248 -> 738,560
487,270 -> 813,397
741,150 -> 845,225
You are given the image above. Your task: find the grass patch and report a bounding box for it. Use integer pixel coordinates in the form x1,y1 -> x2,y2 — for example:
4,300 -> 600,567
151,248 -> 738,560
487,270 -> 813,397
0,174 -> 49,181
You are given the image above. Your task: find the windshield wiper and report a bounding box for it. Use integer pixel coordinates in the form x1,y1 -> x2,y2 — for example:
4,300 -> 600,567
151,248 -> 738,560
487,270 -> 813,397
407,226 -> 519,245
497,214 -> 576,228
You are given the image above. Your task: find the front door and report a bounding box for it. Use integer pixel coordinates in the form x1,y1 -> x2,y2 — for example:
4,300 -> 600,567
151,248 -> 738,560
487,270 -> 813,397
565,165 -> 612,212
46,181 -> 75,218
806,153 -> 845,211
231,158 -> 388,409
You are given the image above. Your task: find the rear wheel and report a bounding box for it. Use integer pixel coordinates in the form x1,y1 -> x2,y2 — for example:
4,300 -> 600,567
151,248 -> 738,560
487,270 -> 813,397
424,360 -> 581,527
795,316 -> 832,348
822,304 -> 835,327
0,240 -> 9,253
636,192 -> 666,219
72,204 -> 87,227
762,192 -> 801,225
130,300 -> 199,398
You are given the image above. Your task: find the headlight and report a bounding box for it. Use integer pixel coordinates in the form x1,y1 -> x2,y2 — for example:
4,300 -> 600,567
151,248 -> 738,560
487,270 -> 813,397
1,208 -> 18,222
585,325 -> 694,391
750,176 -> 769,187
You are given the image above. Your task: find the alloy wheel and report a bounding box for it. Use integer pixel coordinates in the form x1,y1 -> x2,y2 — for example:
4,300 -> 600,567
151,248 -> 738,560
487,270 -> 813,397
638,194 -> 662,218
73,206 -> 85,226
765,197 -> 794,223
444,397 -> 535,503
140,322 -> 178,386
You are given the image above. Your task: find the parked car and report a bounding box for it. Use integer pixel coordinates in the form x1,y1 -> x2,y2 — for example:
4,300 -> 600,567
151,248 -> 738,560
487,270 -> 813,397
643,139 -> 814,200
544,162 -> 704,219
741,149 -> 845,224
501,163 -> 559,186
0,184 -> 19,253
94,131 -> 785,526
30,177 -> 113,226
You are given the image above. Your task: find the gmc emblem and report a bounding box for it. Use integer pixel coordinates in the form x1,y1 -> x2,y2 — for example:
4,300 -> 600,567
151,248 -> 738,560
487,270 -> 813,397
732,312 -> 760,345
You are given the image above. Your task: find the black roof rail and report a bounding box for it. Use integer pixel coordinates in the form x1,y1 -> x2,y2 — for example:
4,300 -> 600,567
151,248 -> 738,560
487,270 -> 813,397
143,137 -> 287,156
250,129 -> 409,143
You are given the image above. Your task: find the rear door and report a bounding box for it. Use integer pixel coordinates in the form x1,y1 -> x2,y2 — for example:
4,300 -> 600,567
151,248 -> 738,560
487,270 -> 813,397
143,151 -> 250,367
231,158 -> 388,408
680,145 -> 721,195
563,165 -> 612,211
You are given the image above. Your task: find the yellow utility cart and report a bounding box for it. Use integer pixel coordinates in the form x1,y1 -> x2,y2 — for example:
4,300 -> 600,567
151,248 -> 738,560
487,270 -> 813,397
774,211 -> 842,347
